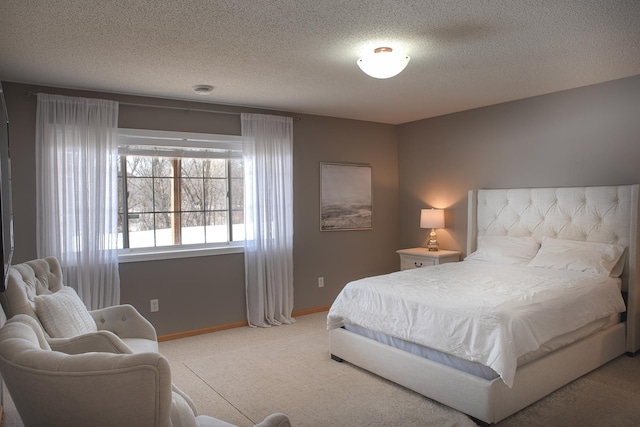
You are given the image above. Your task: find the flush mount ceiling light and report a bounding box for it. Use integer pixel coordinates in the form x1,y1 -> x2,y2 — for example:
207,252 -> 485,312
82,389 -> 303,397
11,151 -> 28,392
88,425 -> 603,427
193,84 -> 214,95
357,47 -> 410,79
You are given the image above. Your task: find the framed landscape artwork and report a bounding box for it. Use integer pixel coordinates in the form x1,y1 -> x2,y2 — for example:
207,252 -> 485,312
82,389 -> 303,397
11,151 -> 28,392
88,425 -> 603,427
320,162 -> 372,231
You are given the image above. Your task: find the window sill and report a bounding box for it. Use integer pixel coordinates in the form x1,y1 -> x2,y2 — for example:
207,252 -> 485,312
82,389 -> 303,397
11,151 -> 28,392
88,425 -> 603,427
118,244 -> 244,263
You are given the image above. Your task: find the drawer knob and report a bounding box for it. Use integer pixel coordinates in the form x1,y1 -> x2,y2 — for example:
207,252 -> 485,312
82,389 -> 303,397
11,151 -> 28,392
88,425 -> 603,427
414,261 -> 423,267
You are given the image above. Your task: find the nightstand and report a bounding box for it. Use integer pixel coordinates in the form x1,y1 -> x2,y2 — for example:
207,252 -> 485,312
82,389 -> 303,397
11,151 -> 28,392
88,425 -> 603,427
396,248 -> 461,271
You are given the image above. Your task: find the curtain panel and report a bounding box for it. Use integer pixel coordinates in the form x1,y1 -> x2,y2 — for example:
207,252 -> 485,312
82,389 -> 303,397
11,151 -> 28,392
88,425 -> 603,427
35,94 -> 120,309
242,113 -> 294,327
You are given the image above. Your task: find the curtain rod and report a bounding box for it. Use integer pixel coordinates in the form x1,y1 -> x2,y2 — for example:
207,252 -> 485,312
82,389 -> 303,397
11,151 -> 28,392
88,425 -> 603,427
25,91 -> 301,121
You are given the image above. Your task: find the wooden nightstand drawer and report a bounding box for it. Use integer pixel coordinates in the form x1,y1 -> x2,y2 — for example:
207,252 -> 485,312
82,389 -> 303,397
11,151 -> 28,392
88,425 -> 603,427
400,255 -> 437,270
396,248 -> 461,271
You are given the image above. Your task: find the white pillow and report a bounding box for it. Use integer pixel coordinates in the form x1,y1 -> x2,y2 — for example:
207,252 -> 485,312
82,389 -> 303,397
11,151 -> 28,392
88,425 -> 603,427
34,287 -> 97,338
527,237 -> 626,277
609,247 -> 627,278
464,235 -> 541,265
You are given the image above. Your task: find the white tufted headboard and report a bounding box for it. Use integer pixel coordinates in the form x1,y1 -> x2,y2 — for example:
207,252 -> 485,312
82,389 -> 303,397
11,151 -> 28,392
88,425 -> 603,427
467,185 -> 640,353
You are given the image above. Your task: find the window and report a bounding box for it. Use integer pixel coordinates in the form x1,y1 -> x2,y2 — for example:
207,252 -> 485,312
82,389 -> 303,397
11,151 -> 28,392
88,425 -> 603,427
117,129 -> 243,256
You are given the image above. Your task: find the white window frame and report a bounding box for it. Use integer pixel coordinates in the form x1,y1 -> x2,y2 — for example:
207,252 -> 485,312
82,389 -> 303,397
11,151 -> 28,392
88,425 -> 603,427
117,128 -> 244,263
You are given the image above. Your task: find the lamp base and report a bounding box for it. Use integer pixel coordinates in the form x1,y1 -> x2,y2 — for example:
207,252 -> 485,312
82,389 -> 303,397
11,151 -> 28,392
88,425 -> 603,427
427,229 -> 439,251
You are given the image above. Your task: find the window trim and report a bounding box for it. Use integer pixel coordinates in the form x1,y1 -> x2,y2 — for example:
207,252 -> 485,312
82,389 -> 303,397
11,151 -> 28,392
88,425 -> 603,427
118,243 -> 244,263
117,128 -> 244,259
118,128 -> 241,150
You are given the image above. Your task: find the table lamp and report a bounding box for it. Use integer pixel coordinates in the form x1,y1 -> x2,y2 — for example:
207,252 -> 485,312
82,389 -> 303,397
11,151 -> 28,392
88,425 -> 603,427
420,209 -> 445,251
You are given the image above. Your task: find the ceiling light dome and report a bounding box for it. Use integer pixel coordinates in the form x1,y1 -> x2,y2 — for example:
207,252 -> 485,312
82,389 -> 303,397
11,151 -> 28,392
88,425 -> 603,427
357,47 -> 410,79
193,84 -> 214,95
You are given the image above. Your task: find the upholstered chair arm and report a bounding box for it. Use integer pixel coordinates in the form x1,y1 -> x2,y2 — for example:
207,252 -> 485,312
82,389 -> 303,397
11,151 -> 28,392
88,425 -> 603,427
0,315 -> 292,427
171,385 -> 200,427
48,330 -> 133,355
253,414 -> 292,427
90,304 -> 158,342
194,413 -> 292,427
0,315 -> 176,427
172,384 -> 199,415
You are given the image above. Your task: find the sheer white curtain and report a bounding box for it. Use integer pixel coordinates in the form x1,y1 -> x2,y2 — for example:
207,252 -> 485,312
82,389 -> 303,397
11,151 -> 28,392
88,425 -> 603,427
242,113 -> 294,327
36,94 -> 120,310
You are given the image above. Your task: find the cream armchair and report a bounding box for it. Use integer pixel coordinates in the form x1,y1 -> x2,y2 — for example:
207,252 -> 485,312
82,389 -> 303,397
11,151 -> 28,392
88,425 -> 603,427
0,257 -> 158,354
0,315 -> 292,427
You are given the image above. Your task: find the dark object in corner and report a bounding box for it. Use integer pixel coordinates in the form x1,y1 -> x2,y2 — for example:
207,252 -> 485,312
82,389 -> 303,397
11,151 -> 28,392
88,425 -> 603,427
0,82 -> 14,292
330,354 -> 344,363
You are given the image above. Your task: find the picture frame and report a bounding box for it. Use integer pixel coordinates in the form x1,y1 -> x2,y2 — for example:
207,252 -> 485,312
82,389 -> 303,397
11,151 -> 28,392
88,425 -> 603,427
320,162 -> 372,231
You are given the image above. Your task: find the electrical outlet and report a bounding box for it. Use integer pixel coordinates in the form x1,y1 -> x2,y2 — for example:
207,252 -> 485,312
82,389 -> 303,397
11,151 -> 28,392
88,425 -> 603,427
150,299 -> 159,312
318,277 -> 324,288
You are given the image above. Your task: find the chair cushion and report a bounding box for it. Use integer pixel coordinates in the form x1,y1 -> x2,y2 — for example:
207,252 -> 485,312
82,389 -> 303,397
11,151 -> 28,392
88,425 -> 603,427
34,287 -> 98,338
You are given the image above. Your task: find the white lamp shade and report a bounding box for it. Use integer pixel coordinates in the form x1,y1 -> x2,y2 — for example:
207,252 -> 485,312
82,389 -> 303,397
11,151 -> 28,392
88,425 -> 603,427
357,47 -> 410,79
420,209 -> 445,229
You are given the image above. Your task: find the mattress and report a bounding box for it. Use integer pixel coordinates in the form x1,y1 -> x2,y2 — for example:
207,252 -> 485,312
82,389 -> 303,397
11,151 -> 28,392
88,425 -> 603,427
327,260 -> 626,387
344,314 -> 619,380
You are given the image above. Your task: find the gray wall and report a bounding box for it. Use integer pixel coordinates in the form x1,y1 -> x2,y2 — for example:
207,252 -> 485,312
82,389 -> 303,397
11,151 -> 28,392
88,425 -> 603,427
2,82 -> 399,335
397,74 -> 640,254
5,74 -> 639,336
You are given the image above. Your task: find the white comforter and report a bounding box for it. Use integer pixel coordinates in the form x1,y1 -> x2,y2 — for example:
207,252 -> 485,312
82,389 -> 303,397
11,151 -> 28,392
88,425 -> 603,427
327,260 -> 626,387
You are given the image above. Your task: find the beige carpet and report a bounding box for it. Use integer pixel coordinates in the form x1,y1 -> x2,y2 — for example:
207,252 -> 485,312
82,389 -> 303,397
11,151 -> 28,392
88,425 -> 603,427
163,312 -> 640,427
3,312 -> 640,426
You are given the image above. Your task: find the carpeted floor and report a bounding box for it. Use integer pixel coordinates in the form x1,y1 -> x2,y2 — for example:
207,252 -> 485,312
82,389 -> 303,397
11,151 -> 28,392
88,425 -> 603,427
3,311 -> 640,426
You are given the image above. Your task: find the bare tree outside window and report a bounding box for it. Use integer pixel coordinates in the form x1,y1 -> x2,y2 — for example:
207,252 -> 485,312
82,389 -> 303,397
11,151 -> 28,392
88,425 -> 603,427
117,154 -> 243,249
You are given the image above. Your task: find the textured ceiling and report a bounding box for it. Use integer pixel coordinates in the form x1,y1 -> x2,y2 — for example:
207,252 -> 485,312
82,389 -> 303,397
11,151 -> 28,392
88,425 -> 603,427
1,1 -> 639,124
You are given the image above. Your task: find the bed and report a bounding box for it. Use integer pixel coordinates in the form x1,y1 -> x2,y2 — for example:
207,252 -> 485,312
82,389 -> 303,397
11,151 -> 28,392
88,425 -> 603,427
328,185 -> 640,424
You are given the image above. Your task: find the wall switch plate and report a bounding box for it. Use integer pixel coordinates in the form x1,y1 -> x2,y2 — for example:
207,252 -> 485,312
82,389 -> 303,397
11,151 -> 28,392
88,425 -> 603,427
318,277 -> 324,288
150,299 -> 159,312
